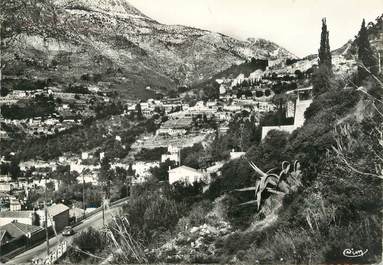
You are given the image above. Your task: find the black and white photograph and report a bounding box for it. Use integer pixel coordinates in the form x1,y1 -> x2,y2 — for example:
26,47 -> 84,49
0,0 -> 382,264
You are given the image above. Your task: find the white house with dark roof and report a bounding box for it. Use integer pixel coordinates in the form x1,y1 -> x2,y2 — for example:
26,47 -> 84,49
43,204 -> 70,232
168,165 -> 206,185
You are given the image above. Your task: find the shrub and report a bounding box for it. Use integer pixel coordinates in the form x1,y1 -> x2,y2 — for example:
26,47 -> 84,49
167,180 -> 204,209
187,200 -> 212,227
255,90 -> 264,97
135,147 -> 167,161
69,227 -> 106,263
123,188 -> 180,245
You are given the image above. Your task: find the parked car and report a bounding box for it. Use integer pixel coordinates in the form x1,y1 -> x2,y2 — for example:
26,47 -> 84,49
62,226 -> 75,236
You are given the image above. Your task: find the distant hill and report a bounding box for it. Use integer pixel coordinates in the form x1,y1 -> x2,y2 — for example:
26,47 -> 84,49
192,58 -> 270,91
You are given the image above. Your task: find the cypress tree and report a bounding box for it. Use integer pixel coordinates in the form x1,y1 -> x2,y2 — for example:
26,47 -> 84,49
318,18 -> 332,69
313,18 -> 334,96
136,103 -> 143,119
357,19 -> 378,81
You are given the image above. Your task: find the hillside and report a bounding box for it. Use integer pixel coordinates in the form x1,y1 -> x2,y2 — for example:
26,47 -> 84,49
190,15 -> 383,95
333,14 -> 383,58
1,0 -> 296,98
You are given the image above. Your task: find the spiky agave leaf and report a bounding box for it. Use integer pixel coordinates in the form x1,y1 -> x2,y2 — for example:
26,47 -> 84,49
236,159 -> 302,210
238,200 -> 258,206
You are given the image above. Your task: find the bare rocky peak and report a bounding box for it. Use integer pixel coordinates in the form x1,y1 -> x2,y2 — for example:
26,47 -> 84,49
54,0 -> 151,20
3,0 -> 298,97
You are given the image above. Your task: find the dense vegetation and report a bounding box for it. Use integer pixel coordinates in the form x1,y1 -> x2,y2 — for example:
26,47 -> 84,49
0,116 -> 157,162
200,18 -> 383,264
1,94 -> 56,119
104,17 -> 383,264
134,147 -> 167,162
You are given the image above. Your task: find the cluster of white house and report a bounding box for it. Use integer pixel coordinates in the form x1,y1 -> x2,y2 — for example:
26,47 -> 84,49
126,97 -> 189,118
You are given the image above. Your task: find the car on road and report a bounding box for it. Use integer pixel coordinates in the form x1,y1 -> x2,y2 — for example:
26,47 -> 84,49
62,226 -> 75,236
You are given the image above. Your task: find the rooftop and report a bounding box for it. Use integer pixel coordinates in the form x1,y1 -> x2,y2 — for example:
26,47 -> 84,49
48,204 -> 70,216
0,222 -> 43,239
161,118 -> 193,129
0,211 -> 34,219
169,165 -> 203,175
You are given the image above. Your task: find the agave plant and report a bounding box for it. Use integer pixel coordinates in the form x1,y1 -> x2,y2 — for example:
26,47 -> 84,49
235,158 -> 302,210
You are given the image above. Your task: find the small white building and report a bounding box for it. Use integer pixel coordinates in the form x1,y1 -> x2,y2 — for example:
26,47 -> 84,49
229,150 -> 246,160
81,152 -> 89,160
161,145 -> 180,164
231,73 -> 245,87
219,84 -> 227,95
168,166 -> 206,185
9,199 -> 22,211
0,183 -> 12,193
0,175 -> 11,182
161,153 -> 180,164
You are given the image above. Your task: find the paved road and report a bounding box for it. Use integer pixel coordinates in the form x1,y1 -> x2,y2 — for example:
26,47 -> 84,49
5,200 -> 128,264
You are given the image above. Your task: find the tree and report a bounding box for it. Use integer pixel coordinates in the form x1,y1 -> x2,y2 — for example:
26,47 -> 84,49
149,159 -> 176,182
123,189 -> 179,245
115,166 -> 127,182
8,160 -> 21,179
127,163 -> 135,176
312,64 -> 335,96
70,227 -> 106,262
99,157 -> 114,198
136,103 -> 143,119
294,70 -> 304,79
357,19 -> 378,82
318,18 -> 332,70
313,18 -> 334,96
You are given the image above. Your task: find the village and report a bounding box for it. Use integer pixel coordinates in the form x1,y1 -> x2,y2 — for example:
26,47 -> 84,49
0,54 -> 324,261
1,0 -> 382,263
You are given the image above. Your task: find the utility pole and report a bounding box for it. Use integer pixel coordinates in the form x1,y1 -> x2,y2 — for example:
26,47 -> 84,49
44,177 -> 50,256
240,123 -> 244,152
0,18 -> 3,143
102,191 -> 105,227
178,148 -> 181,166
82,173 -> 86,219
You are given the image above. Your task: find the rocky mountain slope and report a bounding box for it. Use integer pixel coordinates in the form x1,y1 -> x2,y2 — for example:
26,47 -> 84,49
333,14 -> 383,58
2,0 -> 296,98
191,15 -> 383,90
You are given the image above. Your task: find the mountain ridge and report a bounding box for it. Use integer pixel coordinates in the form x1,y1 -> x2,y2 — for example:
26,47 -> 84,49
2,0 -> 297,98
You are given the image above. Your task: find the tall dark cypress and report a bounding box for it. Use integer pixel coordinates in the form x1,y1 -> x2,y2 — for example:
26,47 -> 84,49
318,18 -> 332,69
313,18 -> 333,96
357,19 -> 378,81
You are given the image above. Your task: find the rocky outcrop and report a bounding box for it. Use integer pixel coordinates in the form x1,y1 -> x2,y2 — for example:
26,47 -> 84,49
147,221 -> 232,263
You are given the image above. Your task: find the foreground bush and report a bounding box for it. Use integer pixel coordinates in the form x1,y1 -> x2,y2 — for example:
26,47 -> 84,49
68,227 -> 107,263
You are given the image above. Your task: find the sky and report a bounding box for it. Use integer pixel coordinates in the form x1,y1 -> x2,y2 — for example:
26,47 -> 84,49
129,0 -> 383,57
